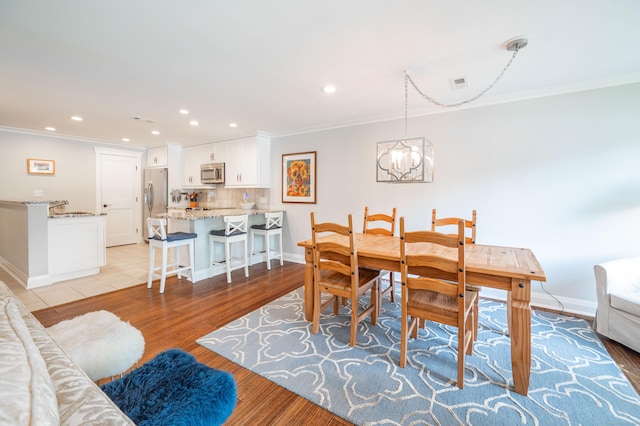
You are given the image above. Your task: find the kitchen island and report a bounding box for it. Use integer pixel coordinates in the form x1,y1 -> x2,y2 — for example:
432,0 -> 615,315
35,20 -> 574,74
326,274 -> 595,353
163,208 -> 284,282
0,200 -> 106,289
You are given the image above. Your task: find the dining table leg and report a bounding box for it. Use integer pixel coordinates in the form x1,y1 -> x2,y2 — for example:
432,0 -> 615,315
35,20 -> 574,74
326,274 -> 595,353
303,247 -> 314,321
510,277 -> 531,395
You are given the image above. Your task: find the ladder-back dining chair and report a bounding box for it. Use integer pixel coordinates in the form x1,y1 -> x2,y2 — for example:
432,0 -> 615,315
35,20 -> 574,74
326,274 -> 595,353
146,218 -> 197,294
431,208 -> 481,338
399,217 -> 477,389
363,206 -> 397,302
250,211 -> 284,270
311,212 -> 379,347
209,214 -> 249,283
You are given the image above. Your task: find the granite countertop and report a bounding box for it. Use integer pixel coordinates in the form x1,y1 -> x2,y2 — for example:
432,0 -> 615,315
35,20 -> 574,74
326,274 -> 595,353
163,208 -> 284,221
0,200 -> 69,206
48,211 -> 106,218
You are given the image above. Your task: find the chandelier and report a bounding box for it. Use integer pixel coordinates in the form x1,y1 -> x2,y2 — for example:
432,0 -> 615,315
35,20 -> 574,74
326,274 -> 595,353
376,37 -> 527,183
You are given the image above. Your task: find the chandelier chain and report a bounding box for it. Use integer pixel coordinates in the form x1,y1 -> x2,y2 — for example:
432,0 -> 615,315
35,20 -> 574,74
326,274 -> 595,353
405,47 -> 521,108
404,71 -> 409,139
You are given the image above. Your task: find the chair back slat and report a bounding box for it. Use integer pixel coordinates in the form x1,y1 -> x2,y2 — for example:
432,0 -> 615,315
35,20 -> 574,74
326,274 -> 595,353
410,276 -> 459,296
431,208 -> 477,244
311,212 -> 359,284
363,206 -> 396,236
264,212 -> 283,230
401,218 -> 466,304
147,218 -> 167,240
224,214 -> 248,235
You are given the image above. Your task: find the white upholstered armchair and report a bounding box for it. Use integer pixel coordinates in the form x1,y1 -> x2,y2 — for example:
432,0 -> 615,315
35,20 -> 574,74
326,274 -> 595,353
594,256 -> 640,353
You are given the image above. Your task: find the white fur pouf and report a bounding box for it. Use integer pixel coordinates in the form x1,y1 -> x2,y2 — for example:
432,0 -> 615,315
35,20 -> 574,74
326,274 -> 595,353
47,310 -> 145,382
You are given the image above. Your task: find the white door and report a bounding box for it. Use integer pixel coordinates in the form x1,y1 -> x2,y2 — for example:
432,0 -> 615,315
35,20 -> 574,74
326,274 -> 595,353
95,148 -> 142,247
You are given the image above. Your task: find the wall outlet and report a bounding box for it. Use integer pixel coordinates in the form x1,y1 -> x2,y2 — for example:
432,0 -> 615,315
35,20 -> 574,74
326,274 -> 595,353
33,189 -> 44,197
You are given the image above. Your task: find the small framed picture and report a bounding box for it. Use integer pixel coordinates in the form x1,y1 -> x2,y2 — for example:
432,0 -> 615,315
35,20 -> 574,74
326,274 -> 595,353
27,158 -> 55,175
282,151 -> 316,204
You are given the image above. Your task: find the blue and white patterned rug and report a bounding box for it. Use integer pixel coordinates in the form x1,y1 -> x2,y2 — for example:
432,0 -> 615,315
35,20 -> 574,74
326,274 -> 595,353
197,287 -> 640,425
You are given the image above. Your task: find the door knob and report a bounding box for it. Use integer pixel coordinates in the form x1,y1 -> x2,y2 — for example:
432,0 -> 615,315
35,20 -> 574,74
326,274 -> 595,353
103,204 -> 111,208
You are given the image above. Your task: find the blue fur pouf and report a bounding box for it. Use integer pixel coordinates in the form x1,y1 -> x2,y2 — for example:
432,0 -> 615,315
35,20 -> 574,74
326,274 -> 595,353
101,349 -> 237,426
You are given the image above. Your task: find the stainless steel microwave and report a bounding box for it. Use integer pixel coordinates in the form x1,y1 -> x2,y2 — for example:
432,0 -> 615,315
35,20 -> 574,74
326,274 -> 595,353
201,163 -> 225,184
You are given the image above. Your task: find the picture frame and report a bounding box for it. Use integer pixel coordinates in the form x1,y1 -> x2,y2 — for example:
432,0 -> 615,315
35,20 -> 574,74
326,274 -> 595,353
282,151 -> 316,204
27,158 -> 55,175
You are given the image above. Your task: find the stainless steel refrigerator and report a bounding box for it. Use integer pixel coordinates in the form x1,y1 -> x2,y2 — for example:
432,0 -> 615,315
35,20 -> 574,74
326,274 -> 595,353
143,168 -> 168,240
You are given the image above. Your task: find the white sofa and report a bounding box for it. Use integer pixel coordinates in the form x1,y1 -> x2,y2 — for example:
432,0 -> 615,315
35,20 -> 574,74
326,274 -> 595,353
594,256 -> 640,353
0,281 -> 134,425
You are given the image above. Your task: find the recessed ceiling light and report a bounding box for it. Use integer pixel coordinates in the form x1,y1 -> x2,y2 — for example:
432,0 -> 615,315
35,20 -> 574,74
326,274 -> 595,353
229,123 -> 238,128
321,85 -> 336,93
151,130 -> 160,135
70,115 -> 83,121
45,127 -> 56,131
189,120 -> 199,126
179,109 -> 189,115
121,137 -> 130,142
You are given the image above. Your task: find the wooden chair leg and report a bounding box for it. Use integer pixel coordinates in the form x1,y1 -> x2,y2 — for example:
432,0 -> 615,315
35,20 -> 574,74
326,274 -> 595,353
400,315 -> 408,368
473,294 -> 479,341
312,285 -> 321,335
371,279 -> 378,325
457,327 -> 465,389
350,295 -> 358,347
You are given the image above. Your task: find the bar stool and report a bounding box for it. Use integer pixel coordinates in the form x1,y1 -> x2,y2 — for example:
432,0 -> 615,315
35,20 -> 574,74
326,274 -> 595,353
250,211 -> 284,270
146,218 -> 197,293
209,214 -> 249,283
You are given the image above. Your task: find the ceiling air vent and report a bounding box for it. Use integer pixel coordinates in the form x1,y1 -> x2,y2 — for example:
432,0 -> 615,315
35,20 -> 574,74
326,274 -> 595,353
131,116 -> 155,123
450,77 -> 468,90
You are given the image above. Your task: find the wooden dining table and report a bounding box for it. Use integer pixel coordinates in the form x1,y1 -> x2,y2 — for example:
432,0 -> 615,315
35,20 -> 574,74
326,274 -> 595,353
297,233 -> 546,396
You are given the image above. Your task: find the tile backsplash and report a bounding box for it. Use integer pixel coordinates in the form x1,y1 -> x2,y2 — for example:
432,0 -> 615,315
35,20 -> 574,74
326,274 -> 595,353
185,188 -> 271,209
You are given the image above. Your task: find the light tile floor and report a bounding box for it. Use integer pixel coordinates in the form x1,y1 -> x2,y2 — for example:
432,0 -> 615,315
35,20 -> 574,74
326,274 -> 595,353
2,243 -> 150,312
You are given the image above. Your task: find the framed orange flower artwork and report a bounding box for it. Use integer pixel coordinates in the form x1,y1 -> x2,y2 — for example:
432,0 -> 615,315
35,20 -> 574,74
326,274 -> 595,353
282,151 -> 316,204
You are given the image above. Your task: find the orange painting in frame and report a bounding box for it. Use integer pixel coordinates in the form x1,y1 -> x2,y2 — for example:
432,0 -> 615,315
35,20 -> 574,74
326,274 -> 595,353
282,151 -> 316,203
27,158 -> 55,175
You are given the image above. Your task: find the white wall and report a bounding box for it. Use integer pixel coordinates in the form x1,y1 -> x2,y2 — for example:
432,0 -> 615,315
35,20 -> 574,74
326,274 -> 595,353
271,83 -> 640,315
0,130 -> 143,211
1,84 -> 638,314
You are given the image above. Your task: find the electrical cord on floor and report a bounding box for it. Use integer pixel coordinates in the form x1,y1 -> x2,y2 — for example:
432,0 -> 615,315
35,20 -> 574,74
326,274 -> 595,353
539,281 -> 565,313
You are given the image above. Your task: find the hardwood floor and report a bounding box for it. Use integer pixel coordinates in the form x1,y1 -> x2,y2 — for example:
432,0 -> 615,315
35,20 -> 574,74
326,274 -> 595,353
33,262 -> 640,425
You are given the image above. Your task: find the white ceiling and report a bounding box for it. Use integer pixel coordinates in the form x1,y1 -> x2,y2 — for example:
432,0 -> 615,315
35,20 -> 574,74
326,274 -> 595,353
1,1 -> 640,149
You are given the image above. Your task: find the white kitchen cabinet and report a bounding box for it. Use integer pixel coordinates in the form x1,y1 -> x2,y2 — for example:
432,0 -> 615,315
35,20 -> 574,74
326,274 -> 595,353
223,134 -> 270,188
201,142 -> 225,164
181,145 -> 202,187
147,146 -> 168,168
165,145 -> 183,206
181,143 -> 224,189
48,215 -> 106,283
